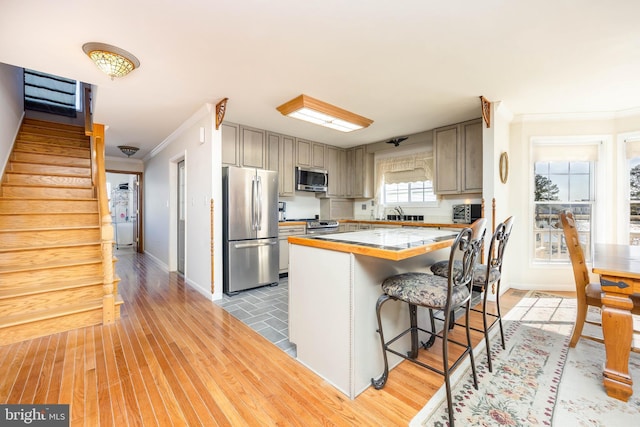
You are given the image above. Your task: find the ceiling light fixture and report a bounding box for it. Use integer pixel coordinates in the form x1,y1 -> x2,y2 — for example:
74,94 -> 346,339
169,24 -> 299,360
276,94 -> 373,132
82,42 -> 140,79
386,136 -> 408,147
118,145 -> 139,157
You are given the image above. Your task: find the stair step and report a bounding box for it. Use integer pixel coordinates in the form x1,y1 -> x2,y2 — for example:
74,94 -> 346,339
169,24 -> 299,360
9,162 -> 91,177
0,184 -> 94,199
16,126 -> 89,146
0,198 -> 98,214
22,118 -> 86,135
0,243 -> 102,270
11,151 -> 91,168
17,133 -> 91,150
0,280 -> 104,317
3,172 -> 92,187
13,141 -> 90,158
0,212 -> 99,228
0,227 -> 100,249
0,301 -> 103,346
0,259 -> 103,288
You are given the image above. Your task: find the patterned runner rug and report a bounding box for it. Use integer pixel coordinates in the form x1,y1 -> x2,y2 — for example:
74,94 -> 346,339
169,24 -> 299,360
410,291 -> 640,426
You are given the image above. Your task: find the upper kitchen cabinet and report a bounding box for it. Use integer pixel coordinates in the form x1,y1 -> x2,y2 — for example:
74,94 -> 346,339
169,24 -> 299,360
239,125 -> 266,169
296,139 -> 325,169
266,132 -> 295,197
221,122 -> 240,166
325,145 -> 346,197
347,145 -> 374,198
433,118 -> 482,195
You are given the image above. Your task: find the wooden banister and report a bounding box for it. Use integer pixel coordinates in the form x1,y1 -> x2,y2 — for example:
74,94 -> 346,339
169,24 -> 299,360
89,123 -> 117,323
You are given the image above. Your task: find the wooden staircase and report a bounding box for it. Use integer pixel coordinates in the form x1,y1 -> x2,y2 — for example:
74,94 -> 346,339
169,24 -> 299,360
0,118 -> 121,345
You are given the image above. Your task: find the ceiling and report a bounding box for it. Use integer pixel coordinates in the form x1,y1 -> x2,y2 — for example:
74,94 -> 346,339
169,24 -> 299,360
1,1 -> 640,159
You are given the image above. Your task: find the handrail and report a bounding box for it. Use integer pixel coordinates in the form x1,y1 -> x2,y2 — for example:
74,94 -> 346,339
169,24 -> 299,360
89,123 -> 117,323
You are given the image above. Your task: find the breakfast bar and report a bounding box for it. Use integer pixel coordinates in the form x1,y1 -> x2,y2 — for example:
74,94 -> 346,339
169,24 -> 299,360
287,228 -> 458,399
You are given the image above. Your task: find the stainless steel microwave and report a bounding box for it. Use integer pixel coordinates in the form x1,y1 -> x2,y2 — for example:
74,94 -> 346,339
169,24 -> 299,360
295,166 -> 328,192
452,204 -> 482,224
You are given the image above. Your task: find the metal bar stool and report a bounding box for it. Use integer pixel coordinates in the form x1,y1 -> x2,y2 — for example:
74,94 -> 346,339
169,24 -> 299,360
371,219 -> 486,427
430,216 -> 514,372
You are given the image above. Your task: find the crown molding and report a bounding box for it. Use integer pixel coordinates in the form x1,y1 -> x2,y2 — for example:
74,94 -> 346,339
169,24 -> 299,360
147,102 -> 214,159
513,106 -> 640,123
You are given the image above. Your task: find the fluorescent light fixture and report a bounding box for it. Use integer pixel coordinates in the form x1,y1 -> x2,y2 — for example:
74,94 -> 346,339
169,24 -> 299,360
276,94 -> 372,132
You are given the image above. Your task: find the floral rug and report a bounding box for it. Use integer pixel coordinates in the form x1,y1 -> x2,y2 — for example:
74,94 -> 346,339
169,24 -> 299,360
410,291 -> 640,426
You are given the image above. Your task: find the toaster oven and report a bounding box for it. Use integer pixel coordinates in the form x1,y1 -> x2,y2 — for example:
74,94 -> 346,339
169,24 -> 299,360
452,204 -> 482,224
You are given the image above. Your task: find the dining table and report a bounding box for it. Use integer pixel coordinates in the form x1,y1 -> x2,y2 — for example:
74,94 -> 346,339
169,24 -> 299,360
592,243 -> 640,402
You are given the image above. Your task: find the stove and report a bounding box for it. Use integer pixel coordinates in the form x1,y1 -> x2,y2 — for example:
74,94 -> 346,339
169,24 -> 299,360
305,219 -> 339,234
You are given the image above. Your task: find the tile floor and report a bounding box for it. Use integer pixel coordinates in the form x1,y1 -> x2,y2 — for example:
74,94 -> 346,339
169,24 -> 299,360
215,277 -> 296,357
215,276 -> 483,360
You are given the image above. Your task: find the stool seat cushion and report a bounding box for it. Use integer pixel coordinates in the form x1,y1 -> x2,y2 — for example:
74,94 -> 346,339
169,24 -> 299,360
381,272 -> 470,309
430,261 -> 501,287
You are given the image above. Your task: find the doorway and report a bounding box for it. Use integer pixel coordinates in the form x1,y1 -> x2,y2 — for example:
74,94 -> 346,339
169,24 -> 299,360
106,171 -> 144,253
177,160 -> 186,274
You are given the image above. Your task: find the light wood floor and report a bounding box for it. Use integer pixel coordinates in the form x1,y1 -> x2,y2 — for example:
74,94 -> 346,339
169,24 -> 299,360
0,251 -> 559,426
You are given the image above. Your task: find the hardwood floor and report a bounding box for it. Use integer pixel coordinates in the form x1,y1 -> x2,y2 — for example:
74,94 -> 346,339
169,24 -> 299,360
0,251 -> 553,426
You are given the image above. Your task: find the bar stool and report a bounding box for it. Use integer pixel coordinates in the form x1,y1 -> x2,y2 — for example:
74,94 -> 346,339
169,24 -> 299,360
371,219 -> 486,427
430,216 -> 514,372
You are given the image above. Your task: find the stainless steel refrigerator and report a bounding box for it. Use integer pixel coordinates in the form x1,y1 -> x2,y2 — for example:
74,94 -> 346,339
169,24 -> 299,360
222,166 -> 279,294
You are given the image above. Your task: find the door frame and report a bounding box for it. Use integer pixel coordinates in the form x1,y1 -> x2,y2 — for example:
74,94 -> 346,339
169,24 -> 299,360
107,169 -> 144,253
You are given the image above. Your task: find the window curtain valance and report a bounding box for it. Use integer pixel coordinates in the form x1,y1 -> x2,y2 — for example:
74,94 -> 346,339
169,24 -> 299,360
532,142 -> 600,162
375,152 -> 433,196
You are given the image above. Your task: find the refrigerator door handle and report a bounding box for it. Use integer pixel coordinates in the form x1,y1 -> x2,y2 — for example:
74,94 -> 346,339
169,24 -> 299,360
251,177 -> 257,230
256,175 -> 263,230
233,241 -> 277,249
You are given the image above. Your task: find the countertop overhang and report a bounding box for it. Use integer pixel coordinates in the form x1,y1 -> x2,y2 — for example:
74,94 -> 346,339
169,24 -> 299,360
288,228 -> 459,261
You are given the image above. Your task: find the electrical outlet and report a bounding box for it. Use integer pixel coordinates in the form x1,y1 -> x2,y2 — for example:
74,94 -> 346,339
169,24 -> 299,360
361,204 -> 367,210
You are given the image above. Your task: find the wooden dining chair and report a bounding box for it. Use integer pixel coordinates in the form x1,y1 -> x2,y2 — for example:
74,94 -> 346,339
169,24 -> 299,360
559,210 -> 640,349
371,219 -> 486,427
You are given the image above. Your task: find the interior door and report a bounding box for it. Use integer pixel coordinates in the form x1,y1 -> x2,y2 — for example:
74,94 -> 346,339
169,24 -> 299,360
178,160 -> 186,274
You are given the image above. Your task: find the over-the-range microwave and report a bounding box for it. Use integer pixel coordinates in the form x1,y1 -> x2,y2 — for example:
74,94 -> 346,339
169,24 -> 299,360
295,166 -> 328,192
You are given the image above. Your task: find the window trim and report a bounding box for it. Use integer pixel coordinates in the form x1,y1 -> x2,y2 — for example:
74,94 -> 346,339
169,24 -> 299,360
528,135 -> 609,267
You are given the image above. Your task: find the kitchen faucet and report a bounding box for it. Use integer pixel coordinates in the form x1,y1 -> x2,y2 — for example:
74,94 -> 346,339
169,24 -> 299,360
394,206 -> 404,217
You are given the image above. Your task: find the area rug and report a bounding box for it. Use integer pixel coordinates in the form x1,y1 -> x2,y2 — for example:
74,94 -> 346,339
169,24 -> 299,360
410,291 -> 640,426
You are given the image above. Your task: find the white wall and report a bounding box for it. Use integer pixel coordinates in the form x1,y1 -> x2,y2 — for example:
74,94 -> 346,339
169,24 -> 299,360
144,103 -> 222,299
0,63 -> 23,174
507,111 -> 640,291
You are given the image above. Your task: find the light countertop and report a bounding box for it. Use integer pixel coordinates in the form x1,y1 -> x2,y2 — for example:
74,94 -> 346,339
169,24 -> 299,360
288,228 -> 458,261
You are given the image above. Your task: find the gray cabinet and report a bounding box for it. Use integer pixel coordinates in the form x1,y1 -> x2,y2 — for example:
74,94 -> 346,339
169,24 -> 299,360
266,132 -> 295,197
221,123 -> 266,169
239,125 -> 266,169
278,225 -> 306,274
221,123 -> 240,166
433,118 -> 482,195
296,139 -> 325,168
325,146 -> 346,197
347,146 -> 374,198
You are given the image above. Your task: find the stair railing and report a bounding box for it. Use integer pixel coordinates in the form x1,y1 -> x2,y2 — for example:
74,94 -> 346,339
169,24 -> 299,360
84,85 -> 117,323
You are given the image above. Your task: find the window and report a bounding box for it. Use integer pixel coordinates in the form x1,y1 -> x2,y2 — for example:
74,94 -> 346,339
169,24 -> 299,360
375,152 -> 436,207
532,141 -> 599,264
626,138 -> 640,244
382,180 -> 436,204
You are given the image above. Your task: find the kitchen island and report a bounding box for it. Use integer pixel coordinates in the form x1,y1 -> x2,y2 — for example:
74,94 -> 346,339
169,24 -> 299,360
288,227 -> 459,399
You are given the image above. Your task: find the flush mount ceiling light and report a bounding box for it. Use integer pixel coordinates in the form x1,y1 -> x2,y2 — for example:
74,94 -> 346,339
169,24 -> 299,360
118,145 -> 139,157
82,42 -> 140,79
276,94 -> 373,132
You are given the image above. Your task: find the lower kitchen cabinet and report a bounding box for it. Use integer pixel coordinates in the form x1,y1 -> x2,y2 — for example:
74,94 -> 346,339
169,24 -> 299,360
278,225 -> 306,274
